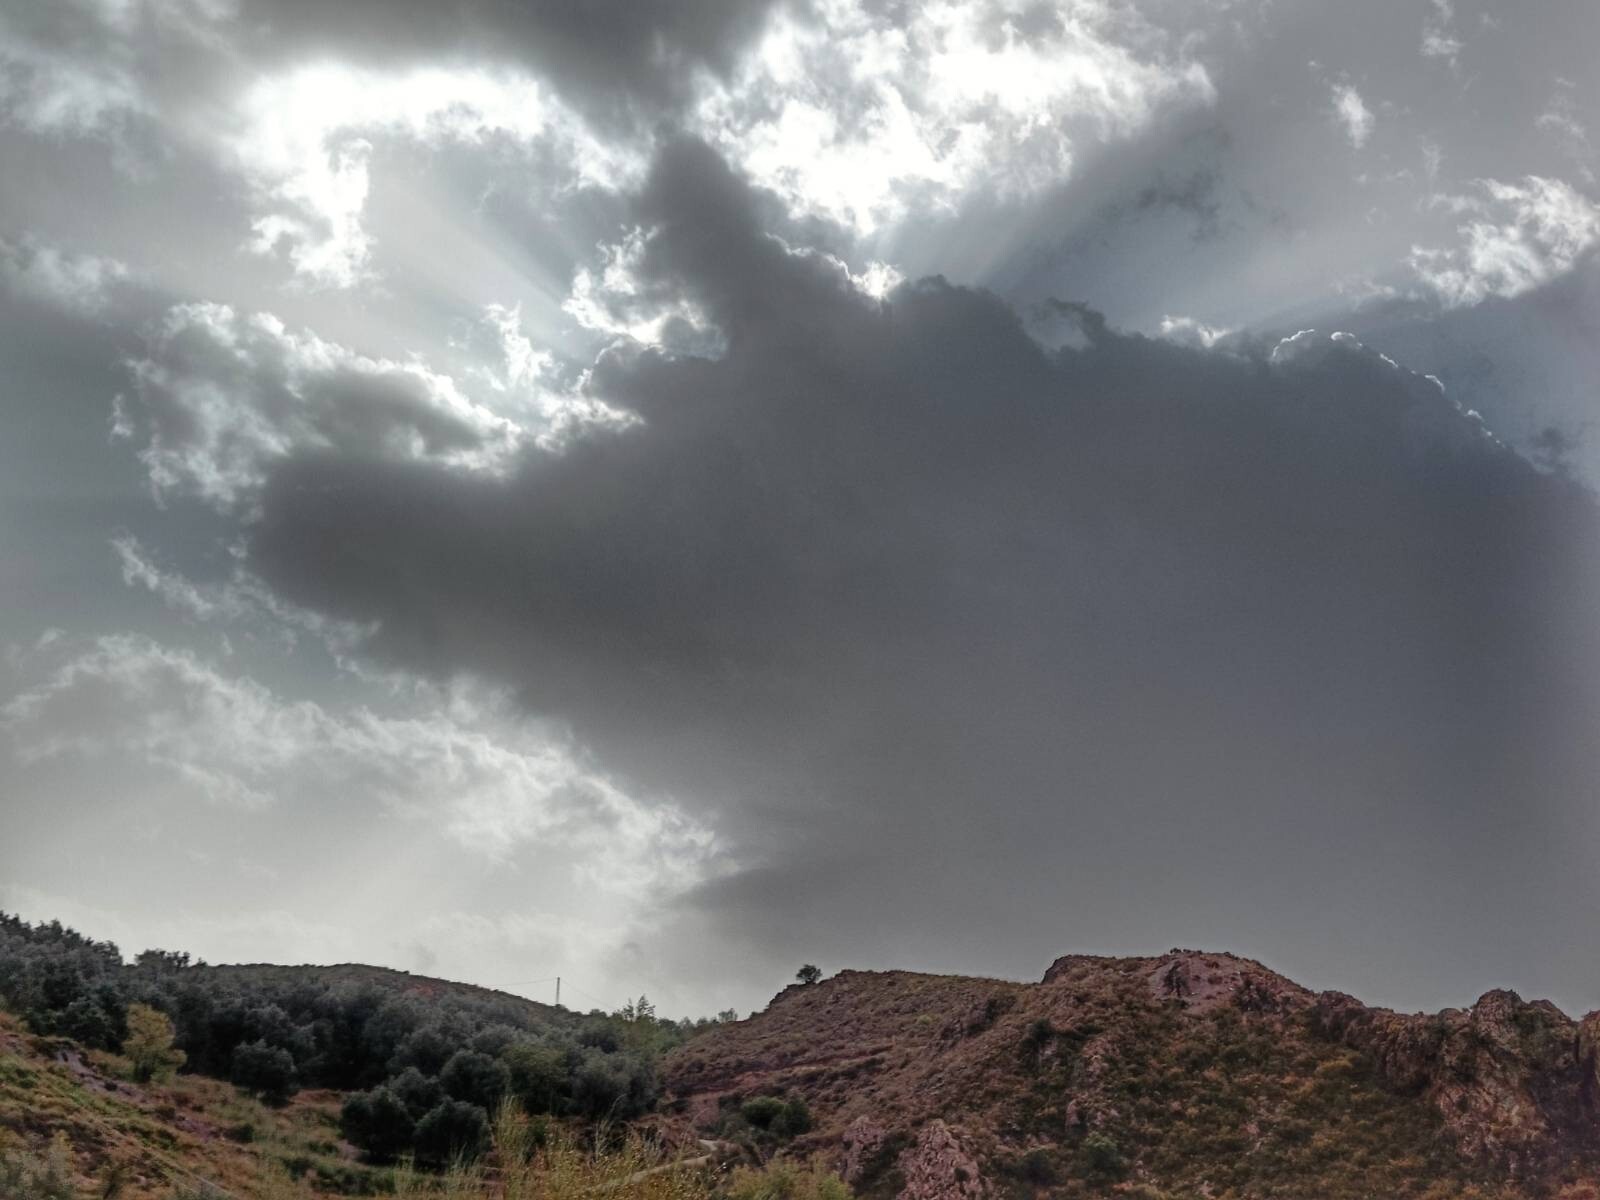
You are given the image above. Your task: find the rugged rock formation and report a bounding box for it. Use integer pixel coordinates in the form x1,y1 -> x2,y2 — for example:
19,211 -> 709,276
664,950 -> 1600,1199
1312,986 -> 1590,1174
895,1121 -> 985,1200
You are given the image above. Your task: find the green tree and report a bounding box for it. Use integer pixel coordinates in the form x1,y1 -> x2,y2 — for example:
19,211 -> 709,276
124,1002 -> 186,1083
440,1048 -> 510,1110
795,964 -> 822,985
741,1095 -> 812,1139
614,995 -> 656,1023
505,1041 -> 569,1115
230,1040 -> 296,1105
412,1099 -> 490,1165
340,1086 -> 415,1162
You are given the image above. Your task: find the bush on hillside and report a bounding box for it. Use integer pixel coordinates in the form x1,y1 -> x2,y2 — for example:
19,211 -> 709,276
440,1048 -> 510,1111
230,1039 -> 296,1105
124,1002 -> 186,1083
412,1098 -> 491,1165
571,1047 -> 656,1120
505,1041 -> 569,1114
341,1085 -> 416,1162
0,910 -> 722,1172
723,1156 -> 852,1200
0,1135 -> 75,1200
1081,1132 -> 1125,1178
740,1095 -> 812,1139
388,1065 -> 445,1118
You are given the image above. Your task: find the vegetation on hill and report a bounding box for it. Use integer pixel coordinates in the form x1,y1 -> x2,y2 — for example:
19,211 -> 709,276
0,1006 -> 394,1197
0,1016 -> 851,1200
11,911 -> 1600,1199
0,913 -> 721,1171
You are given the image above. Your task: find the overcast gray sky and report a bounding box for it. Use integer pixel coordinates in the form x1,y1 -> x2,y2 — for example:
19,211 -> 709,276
4,0 -> 1600,1020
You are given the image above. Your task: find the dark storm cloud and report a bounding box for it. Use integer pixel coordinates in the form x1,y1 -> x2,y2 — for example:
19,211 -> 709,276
240,139 -> 1600,1007
1336,255 -> 1600,468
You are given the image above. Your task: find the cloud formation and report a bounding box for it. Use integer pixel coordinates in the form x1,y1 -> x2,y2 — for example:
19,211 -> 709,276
1413,176 -> 1600,306
3,631 -> 718,878
227,139 -> 1600,1001
119,302 -> 531,507
4,0 -> 1600,1017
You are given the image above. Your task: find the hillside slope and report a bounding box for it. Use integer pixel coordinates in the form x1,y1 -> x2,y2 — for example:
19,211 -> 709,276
187,961 -> 569,1025
663,951 -> 1600,1200
0,1010 -> 384,1198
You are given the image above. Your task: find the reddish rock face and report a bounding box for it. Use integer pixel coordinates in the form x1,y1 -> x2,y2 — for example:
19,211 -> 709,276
1579,1011 -> 1600,1112
896,1121 -> 985,1200
1313,986 -> 1594,1172
665,953 -> 1600,1199
840,1115 -> 890,1187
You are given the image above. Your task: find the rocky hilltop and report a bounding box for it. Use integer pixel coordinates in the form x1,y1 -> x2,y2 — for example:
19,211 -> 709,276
663,951 -> 1600,1199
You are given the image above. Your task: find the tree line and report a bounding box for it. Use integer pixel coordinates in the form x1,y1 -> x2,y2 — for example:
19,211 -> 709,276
0,912 -> 730,1164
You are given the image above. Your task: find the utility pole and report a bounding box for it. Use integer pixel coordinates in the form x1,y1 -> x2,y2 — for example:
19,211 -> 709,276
555,976 -> 561,1008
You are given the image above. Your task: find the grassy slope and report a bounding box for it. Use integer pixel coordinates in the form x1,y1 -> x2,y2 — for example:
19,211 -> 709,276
0,1010 -> 389,1198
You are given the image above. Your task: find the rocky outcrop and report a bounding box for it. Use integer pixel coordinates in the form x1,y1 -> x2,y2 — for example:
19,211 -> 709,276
895,1121 -> 985,1200
840,1115 -> 891,1187
1313,987 -> 1587,1171
665,951 -> 1600,1197
1577,1011 -> 1600,1112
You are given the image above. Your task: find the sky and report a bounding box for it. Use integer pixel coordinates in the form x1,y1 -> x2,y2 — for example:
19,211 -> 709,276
3,0 -> 1600,1022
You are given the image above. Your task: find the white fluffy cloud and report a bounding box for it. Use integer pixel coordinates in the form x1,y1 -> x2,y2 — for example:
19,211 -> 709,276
232,64 -> 639,287
1331,83 -> 1374,149
691,0 -> 1214,233
118,301 -> 531,507
1420,0 -> 1463,67
1,633 -> 721,889
1412,175 -> 1600,305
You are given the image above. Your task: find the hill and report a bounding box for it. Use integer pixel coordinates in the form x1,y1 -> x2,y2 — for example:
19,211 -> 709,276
0,911 -> 694,1188
9,918 -> 1600,1199
187,962 -> 568,1026
0,1008 -> 387,1197
662,950 -> 1600,1200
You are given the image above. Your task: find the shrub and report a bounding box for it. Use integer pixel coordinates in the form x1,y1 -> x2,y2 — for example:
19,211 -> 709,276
390,1025 -> 459,1077
230,1039 -> 296,1105
795,965 -> 823,986
124,1003 -> 186,1083
0,1135 -> 75,1200
440,1048 -> 510,1111
55,993 -> 123,1050
341,1086 -> 416,1162
413,1099 -> 490,1166
505,1041 -> 569,1115
1082,1132 -> 1125,1178
775,1097 -> 813,1138
741,1096 -> 787,1130
571,1048 -> 655,1120
389,1066 -> 445,1119
723,1157 -> 852,1200
741,1095 -> 812,1139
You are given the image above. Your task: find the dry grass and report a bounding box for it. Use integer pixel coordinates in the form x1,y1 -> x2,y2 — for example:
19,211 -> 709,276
388,1109 -> 852,1200
393,1109 -> 715,1200
0,1011 -> 389,1198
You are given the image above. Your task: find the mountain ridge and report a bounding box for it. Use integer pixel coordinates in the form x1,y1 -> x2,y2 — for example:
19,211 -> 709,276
662,948 -> 1600,1199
